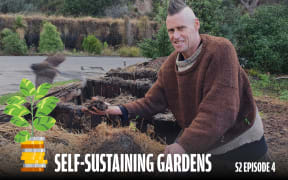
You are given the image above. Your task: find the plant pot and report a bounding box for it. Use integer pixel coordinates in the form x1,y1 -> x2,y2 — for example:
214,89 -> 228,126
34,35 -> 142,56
20,137 -> 47,172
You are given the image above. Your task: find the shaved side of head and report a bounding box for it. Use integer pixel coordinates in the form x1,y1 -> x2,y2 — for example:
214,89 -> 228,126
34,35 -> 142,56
168,0 -> 187,16
166,7 -> 198,28
167,0 -> 197,25
179,7 -> 197,22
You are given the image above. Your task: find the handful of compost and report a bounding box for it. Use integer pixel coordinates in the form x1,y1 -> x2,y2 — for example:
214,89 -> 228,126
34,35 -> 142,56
87,100 -> 108,111
82,97 -> 109,115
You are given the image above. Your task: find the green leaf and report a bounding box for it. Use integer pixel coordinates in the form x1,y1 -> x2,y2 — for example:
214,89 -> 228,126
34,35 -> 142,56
20,78 -> 36,97
244,118 -> 251,125
14,130 -> 30,143
6,96 -> 26,105
35,96 -> 59,117
35,83 -> 52,100
129,121 -> 137,132
34,116 -> 56,131
4,104 -> 30,116
10,116 -> 30,127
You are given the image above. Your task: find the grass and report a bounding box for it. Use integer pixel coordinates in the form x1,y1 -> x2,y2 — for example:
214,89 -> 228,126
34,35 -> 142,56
248,69 -> 288,101
279,90 -> 288,101
0,14 -> 125,24
101,47 -> 118,56
0,80 -> 79,105
51,79 -> 80,88
117,46 -> 140,57
26,46 -> 142,57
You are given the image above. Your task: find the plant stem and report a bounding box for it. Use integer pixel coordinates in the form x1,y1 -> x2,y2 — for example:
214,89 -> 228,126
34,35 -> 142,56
31,96 -> 34,137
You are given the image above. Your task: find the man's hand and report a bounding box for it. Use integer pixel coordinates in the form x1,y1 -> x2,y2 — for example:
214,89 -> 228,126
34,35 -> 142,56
164,143 -> 186,154
82,97 -> 122,115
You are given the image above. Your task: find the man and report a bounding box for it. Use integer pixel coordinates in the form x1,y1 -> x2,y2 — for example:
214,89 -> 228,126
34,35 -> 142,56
85,0 -> 269,166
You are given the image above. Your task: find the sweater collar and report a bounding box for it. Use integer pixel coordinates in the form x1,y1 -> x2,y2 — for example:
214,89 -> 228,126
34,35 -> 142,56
173,34 -> 209,75
176,42 -> 203,72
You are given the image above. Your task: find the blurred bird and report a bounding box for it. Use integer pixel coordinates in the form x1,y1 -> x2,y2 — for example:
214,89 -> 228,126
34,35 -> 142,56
31,54 -> 87,88
31,54 -> 66,87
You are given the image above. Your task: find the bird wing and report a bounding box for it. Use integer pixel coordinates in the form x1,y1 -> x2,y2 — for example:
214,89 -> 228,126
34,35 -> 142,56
44,54 -> 66,67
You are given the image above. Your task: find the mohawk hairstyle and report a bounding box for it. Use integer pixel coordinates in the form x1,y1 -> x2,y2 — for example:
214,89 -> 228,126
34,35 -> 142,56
168,0 -> 187,16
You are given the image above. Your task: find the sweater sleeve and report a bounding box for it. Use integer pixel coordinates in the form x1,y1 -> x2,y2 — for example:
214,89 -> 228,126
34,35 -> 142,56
178,40 -> 241,153
123,68 -> 168,119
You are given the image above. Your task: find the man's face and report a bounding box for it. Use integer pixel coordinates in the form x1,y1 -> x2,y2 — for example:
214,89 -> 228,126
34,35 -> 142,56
166,9 -> 200,57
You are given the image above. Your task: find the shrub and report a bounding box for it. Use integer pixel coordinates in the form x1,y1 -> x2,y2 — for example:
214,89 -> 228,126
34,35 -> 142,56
237,5 -> 288,73
186,0 -> 223,35
82,35 -> 103,54
39,22 -> 64,54
0,28 -> 13,38
14,15 -> 27,29
14,16 -> 27,40
138,24 -> 173,59
101,42 -> 116,56
258,74 -> 271,88
138,0 -> 174,59
1,30 -> 27,55
118,46 -> 140,57
247,69 -> 262,78
102,47 -> 115,56
279,90 -> 288,101
103,42 -> 109,49
0,0 -> 36,13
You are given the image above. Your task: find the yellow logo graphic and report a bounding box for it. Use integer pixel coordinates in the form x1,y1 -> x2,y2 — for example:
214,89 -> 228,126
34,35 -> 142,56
20,137 -> 47,172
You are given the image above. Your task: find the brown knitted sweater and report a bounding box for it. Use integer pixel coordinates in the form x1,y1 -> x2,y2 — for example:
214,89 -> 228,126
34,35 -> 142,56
123,34 -> 256,153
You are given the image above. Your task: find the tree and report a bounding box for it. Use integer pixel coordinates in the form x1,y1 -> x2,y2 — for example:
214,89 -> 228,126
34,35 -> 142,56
236,4 -> 288,73
39,22 -> 64,53
138,24 -> 173,59
138,0 -> 173,59
0,0 -> 37,13
239,0 -> 259,15
1,29 -> 28,55
62,0 -> 114,17
14,16 -> 27,40
82,35 -> 103,54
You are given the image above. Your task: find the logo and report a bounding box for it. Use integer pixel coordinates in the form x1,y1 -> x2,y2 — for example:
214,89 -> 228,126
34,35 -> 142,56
3,78 -> 59,172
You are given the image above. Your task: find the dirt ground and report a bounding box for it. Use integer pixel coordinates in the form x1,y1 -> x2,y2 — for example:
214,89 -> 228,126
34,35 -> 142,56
254,96 -> 288,176
0,122 -> 164,176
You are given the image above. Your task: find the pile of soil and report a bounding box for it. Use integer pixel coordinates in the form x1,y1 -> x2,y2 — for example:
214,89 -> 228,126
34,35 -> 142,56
0,122 -> 164,176
113,56 -> 167,73
106,56 -> 167,82
104,93 -> 137,105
